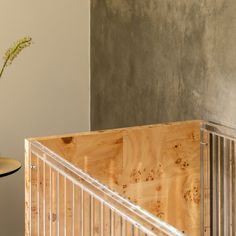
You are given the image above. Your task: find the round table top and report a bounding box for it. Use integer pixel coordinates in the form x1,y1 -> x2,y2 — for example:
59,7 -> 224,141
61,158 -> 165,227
0,157 -> 21,177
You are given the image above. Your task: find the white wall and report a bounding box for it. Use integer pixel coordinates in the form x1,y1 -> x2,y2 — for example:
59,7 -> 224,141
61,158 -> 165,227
0,1 -> 90,235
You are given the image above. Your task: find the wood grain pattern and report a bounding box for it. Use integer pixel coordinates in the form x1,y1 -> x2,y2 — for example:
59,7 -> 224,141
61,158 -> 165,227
26,120 -> 202,235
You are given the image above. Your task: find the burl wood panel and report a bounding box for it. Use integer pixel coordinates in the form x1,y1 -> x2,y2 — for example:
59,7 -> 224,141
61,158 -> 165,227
26,120 -> 201,235
120,121 -> 201,235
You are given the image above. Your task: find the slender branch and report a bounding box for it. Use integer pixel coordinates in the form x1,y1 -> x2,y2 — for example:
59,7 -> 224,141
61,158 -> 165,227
0,55 -> 10,79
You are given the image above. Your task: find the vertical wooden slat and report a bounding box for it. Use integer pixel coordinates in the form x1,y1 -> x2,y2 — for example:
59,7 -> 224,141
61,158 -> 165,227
211,133 -> 219,236
114,214 -> 122,236
66,179 -> 73,235
202,130 -> 210,236
200,129 -> 206,235
125,221 -> 133,235
25,141 -> 31,236
49,168 -> 52,235
110,209 -> 115,236
224,139 -> 230,235
58,175 -> 65,236
103,204 -> 110,235
205,132 -> 211,236
74,185 -> 81,235
233,141 -> 236,235
209,132 -> 213,235
80,189 -> 84,235
208,132 -> 212,235
43,161 -> 46,236
31,155 -> 38,236
56,172 -> 60,236
93,198 -> 101,235
72,184 -> 75,236
38,159 -> 45,236
45,164 -> 51,236
51,170 -> 58,236
83,191 -> 91,235
219,136 -> 224,235
121,218 -> 126,236
100,201 -> 104,236
229,140 -> 233,236
90,196 -> 94,235
36,157 -> 40,236
133,225 -> 140,235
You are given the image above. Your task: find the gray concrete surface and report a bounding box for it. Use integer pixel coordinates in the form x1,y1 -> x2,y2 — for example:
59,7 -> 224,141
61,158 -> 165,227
91,0 -> 236,130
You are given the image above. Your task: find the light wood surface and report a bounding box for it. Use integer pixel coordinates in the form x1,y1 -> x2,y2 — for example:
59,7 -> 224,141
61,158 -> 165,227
0,157 -> 21,177
25,120 -> 202,235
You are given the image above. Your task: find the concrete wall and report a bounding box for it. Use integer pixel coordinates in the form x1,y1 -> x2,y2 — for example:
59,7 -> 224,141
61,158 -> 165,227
91,0 -> 236,130
0,1 -> 90,235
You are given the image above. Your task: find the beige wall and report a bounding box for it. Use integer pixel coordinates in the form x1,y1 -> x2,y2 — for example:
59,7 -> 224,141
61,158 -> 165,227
0,1 -> 90,235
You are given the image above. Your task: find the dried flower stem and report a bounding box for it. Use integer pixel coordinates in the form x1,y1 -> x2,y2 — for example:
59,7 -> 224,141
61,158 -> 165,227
0,37 -> 32,78
0,57 -> 8,78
